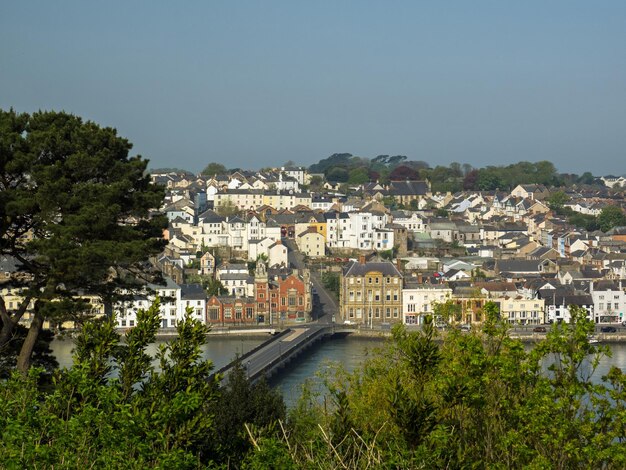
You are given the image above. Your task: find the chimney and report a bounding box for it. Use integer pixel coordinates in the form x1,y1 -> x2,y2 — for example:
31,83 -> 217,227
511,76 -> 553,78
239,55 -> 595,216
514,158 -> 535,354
396,259 -> 403,273
359,255 -> 366,265
418,272 -> 423,284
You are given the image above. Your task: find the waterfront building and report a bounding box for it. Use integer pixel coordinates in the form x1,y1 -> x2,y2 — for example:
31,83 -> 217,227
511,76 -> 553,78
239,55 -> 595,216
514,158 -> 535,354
402,281 -> 452,325
340,257 -> 403,325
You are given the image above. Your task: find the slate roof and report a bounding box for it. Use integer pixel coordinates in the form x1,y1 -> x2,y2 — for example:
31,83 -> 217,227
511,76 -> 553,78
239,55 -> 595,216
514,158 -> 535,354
343,261 -> 402,277
198,210 -> 225,223
497,260 -> 542,273
180,284 -> 207,300
388,180 -> 429,196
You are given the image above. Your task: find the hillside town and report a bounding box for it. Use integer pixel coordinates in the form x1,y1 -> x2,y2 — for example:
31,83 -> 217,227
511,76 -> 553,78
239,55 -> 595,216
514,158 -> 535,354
3,164 -> 626,332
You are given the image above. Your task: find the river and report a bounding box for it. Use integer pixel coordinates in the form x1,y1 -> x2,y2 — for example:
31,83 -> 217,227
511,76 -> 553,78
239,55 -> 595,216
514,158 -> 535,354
49,335 -> 626,408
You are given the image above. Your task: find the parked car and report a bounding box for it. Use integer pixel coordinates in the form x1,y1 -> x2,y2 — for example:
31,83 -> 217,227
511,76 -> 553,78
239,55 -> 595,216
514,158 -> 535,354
600,326 -> 617,333
533,326 -> 547,333
459,324 -> 471,331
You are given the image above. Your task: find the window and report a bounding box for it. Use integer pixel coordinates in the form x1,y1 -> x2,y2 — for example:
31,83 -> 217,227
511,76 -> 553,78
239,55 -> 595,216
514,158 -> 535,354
121,320 -> 126,327
393,308 -> 398,318
375,308 -> 380,318
349,308 -> 354,318
281,297 -> 286,306
129,320 -> 134,327
235,307 -> 242,319
209,308 -> 219,321
386,308 -> 391,318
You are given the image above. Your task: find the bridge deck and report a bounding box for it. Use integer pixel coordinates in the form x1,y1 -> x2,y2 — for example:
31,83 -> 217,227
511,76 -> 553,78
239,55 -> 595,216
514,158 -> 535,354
215,324 -> 331,383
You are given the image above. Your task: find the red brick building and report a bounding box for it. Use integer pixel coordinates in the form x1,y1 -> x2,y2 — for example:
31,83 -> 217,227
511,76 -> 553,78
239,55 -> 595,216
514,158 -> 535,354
206,296 -> 257,325
254,263 -> 311,324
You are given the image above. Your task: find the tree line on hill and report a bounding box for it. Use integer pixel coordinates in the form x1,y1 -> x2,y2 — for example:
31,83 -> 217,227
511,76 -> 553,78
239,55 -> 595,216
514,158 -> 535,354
308,153 -> 605,192
158,155 -> 613,195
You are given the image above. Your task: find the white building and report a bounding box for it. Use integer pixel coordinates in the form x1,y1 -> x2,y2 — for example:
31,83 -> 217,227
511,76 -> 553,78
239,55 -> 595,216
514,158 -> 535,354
268,240 -> 289,267
590,281 -> 626,323
402,284 -> 453,325
115,278 -> 188,329
497,297 -> 545,325
217,263 -> 253,297
391,211 -> 426,234
348,211 -> 390,250
325,213 -> 352,249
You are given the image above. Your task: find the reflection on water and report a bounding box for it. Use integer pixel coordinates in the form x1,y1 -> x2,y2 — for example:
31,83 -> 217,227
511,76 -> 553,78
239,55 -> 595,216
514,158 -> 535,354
50,335 -> 626,408
49,335 -> 267,372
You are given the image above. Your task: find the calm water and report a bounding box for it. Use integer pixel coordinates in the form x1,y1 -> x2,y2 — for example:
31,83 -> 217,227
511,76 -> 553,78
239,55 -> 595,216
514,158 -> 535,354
49,335 -> 626,408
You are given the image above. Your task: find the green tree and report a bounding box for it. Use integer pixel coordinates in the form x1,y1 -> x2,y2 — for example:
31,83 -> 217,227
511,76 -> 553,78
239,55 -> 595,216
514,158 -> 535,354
547,190 -> 570,212
247,304 -> 626,468
201,162 -> 227,175
325,166 -> 349,182
0,109 -> 166,373
347,167 -> 369,184
206,278 -> 228,297
0,300 -> 224,467
216,198 -> 241,217
432,299 -> 462,323
598,205 -> 626,232
321,272 -> 340,298
308,175 -> 323,190
209,361 -> 286,465
577,171 -> 596,185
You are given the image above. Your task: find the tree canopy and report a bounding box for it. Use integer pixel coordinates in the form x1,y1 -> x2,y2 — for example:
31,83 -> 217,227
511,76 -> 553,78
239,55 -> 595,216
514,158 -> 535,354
201,162 -> 227,175
598,205 -> 626,232
0,109 -> 166,372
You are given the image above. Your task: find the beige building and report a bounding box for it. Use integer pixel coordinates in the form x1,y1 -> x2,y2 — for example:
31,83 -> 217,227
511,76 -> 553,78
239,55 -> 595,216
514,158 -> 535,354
340,258 -> 403,325
496,297 -> 545,325
296,229 -> 325,258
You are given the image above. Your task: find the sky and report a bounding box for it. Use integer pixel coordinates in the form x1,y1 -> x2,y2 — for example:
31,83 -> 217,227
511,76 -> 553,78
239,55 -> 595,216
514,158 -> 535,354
2,1 -> 625,175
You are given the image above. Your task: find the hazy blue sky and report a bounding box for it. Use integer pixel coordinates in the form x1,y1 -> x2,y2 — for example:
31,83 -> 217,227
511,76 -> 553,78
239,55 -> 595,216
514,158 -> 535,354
2,1 -> 625,175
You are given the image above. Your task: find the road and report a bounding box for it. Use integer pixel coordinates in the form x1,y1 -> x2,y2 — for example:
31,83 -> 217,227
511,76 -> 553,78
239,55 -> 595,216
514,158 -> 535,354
283,239 -> 338,325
